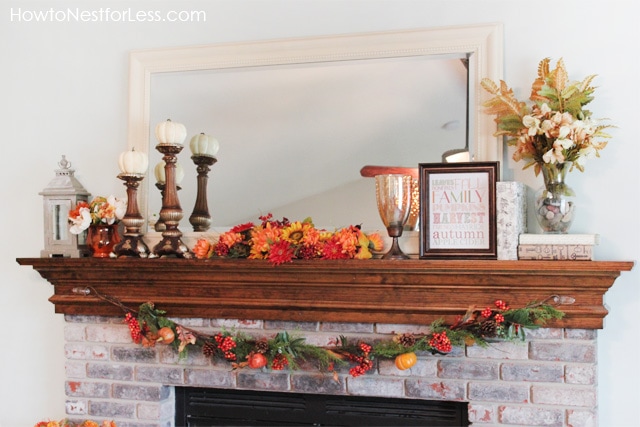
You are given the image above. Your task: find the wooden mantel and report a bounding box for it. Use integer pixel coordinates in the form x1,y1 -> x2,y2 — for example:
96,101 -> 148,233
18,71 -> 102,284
17,258 -> 633,329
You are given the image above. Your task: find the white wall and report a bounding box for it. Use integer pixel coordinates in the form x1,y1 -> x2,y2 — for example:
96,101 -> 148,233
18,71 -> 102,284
1,1 -> 638,426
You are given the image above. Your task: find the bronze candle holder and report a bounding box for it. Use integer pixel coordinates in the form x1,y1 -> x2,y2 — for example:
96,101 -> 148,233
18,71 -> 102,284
151,144 -> 192,258
189,155 -> 217,232
113,173 -> 150,258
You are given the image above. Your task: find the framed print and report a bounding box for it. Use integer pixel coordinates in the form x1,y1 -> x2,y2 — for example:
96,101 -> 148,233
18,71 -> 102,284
419,162 -> 499,259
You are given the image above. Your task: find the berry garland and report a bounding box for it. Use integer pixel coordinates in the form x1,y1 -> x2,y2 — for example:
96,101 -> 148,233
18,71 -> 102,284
88,290 -> 568,377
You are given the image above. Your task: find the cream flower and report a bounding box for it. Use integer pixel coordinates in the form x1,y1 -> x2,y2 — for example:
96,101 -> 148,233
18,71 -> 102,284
69,207 -> 92,234
542,147 -> 564,164
522,115 -> 541,136
109,195 -> 127,220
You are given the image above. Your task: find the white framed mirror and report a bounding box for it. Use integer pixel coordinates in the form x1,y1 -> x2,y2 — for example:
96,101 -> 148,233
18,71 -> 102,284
128,23 -> 503,232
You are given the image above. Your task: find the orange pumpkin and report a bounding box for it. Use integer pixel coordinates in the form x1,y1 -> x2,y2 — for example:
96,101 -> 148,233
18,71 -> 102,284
156,327 -> 175,345
394,352 -> 417,370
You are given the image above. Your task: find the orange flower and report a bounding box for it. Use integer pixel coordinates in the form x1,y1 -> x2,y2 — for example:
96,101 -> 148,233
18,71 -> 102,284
219,231 -> 243,247
192,238 -> 213,259
333,228 -> 358,256
249,222 -> 281,259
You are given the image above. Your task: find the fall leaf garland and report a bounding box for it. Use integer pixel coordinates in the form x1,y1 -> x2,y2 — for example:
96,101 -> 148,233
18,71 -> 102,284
115,296 -> 565,377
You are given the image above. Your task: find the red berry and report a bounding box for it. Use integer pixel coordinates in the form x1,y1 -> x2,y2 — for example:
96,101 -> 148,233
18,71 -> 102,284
481,307 -> 493,318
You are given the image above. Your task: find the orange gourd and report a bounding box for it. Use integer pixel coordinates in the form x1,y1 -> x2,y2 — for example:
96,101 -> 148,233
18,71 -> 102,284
394,352 -> 417,370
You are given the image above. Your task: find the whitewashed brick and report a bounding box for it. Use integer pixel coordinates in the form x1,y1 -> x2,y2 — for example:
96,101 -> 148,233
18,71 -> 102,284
405,379 -> 466,401
499,405 -> 563,426
468,403 -> 496,424
64,323 -> 86,342
347,376 -> 404,397
137,401 -> 175,420
530,342 -> 596,363
65,400 -> 87,415
64,343 -> 109,360
466,341 -> 528,359
85,324 -> 132,343
567,409 -> 597,427
565,364 -> 596,385
65,361 -> 87,379
531,385 -> 596,407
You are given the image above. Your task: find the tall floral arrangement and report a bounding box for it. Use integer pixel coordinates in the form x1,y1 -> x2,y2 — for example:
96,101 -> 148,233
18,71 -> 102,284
68,195 -> 126,234
193,214 -> 384,266
481,57 -> 613,175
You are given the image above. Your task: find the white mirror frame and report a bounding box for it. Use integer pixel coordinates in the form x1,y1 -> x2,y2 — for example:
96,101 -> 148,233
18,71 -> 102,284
128,23 -> 503,227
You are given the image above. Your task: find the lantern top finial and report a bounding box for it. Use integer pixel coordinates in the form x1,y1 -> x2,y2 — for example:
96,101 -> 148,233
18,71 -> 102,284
55,155 -> 75,177
40,155 -> 90,197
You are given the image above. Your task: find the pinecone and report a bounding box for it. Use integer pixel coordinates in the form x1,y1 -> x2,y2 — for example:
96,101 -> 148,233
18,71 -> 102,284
478,320 -> 498,338
202,341 -> 217,357
254,339 -> 270,354
396,333 -> 416,348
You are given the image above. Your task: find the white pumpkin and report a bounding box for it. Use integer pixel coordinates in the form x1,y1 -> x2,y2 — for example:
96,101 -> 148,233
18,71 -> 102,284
154,160 -> 184,184
189,133 -> 219,156
155,119 -> 187,145
118,148 -> 149,174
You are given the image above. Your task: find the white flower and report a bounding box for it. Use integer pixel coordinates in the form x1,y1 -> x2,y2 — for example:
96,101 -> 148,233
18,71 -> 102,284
540,119 -> 555,136
522,115 -> 541,136
558,125 -> 572,140
556,138 -> 574,150
540,103 -> 552,115
69,207 -> 91,234
575,146 -> 596,168
108,195 -> 127,221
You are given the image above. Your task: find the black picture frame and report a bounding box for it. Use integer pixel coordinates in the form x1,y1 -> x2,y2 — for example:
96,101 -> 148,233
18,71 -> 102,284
419,162 -> 499,259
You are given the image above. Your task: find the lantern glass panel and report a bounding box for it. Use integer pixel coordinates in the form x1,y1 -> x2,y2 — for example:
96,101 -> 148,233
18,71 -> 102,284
52,202 -> 69,241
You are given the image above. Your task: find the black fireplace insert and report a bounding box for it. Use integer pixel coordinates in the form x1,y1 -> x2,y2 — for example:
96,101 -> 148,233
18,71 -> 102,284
176,387 -> 469,426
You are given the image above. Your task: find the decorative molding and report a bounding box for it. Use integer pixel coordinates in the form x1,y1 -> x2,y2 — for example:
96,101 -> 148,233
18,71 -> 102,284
17,258 -> 633,329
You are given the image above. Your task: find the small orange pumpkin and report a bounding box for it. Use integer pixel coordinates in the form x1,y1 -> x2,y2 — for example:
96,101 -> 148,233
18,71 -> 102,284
156,327 -> 175,345
394,352 -> 417,370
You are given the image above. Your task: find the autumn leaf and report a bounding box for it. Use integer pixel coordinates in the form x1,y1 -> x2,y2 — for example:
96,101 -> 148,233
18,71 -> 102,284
176,325 -> 197,353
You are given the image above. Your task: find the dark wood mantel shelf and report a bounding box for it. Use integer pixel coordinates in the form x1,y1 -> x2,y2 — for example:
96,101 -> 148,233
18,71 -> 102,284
17,257 -> 634,329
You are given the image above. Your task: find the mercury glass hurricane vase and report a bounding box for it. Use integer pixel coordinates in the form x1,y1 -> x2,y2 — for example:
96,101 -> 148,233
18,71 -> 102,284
375,174 -> 412,260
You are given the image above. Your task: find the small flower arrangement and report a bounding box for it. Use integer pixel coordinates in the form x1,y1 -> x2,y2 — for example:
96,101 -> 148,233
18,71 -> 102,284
481,57 -> 613,175
35,420 -> 117,427
193,213 -> 384,265
68,195 -> 126,234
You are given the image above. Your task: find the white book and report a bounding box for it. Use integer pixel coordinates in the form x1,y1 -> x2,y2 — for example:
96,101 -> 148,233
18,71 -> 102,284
518,233 -> 600,245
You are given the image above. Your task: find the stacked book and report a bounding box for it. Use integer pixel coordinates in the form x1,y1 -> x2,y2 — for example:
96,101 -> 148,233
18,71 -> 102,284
517,234 -> 600,261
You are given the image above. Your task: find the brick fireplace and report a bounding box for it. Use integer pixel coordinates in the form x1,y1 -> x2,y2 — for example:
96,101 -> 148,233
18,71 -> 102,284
19,257 -> 632,427
63,315 -> 598,426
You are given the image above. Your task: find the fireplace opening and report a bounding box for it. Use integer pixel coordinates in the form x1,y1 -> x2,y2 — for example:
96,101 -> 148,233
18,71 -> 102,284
176,387 -> 469,426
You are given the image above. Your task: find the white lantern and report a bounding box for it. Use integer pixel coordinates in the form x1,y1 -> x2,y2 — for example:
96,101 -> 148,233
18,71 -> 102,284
39,156 -> 91,258
118,148 -> 149,175
189,133 -> 219,157
155,119 -> 187,145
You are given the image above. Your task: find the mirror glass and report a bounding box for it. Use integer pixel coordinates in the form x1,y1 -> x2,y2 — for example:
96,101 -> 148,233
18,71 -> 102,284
129,24 -> 503,233
149,55 -> 467,229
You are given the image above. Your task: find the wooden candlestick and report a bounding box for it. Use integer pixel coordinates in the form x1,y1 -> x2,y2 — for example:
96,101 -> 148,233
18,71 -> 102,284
189,155 -> 217,232
113,173 -> 150,258
151,144 -> 192,258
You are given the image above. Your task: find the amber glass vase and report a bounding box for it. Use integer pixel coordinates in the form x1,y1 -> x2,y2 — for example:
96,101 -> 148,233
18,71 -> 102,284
87,224 -> 121,258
